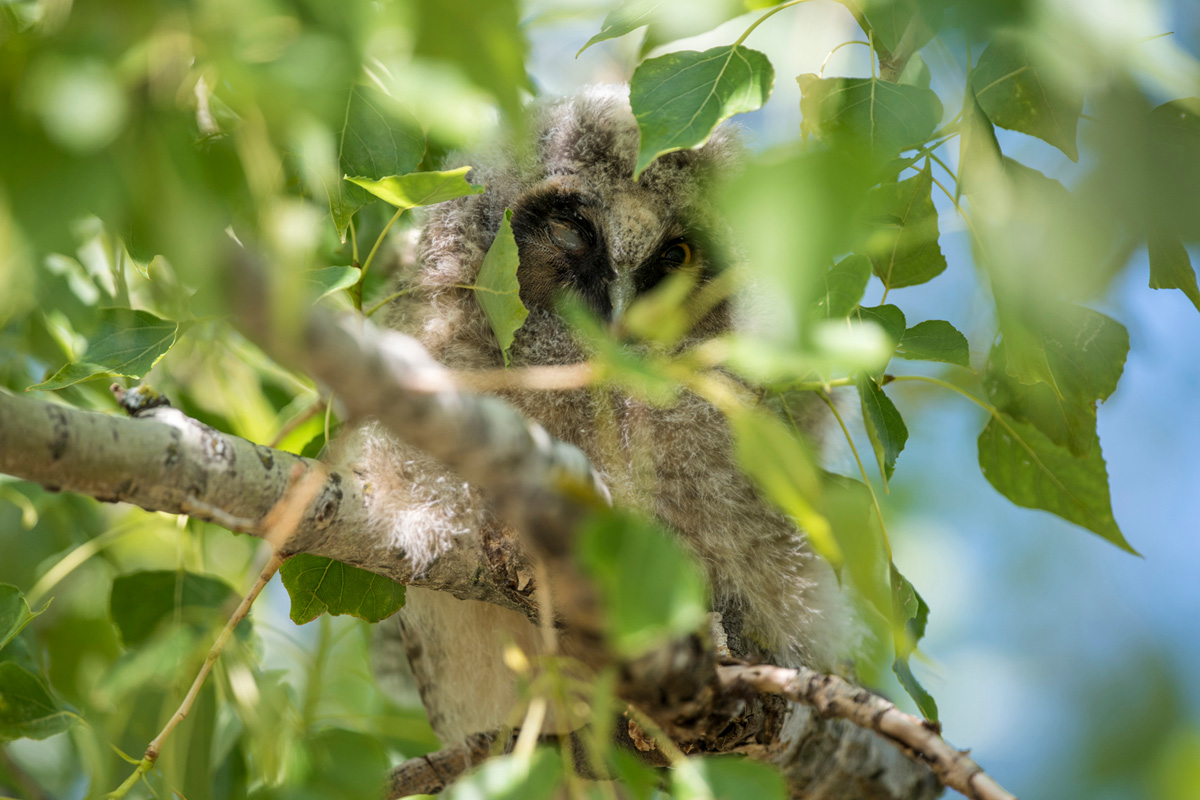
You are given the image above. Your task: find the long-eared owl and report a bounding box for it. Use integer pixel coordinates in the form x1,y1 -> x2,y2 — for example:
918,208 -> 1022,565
334,85 -> 858,745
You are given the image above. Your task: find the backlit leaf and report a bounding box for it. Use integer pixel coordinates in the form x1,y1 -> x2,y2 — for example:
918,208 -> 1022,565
307,266 -> 361,300
1148,233 -> 1200,314
978,415 -> 1133,552
673,754 -> 786,800
896,320 -> 970,367
631,46 -> 774,177
798,75 -> 942,159
346,166 -> 484,211
814,255 -> 871,318
446,747 -> 563,800
578,509 -> 708,658
857,304 -> 906,351
29,308 -> 178,391
475,209 -> 529,367
971,35 -> 1082,161
330,85 -> 426,239
578,0 -> 664,55
862,161 -> 946,288
279,554 -> 405,625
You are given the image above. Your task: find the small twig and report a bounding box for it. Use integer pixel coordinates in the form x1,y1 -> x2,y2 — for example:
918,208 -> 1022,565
720,664 -> 1018,800
105,465 -> 326,799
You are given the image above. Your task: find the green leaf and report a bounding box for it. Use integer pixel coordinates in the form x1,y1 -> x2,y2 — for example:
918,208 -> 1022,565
1148,233 -> 1200,313
330,85 -> 426,239
862,161 -> 947,288
893,657 -> 938,721
857,304 -> 906,350
0,585 -> 44,654
29,308 -> 179,391
413,0 -> 530,117
858,373 -> 908,484
957,84 -> 1005,199
446,747 -> 563,800
279,554 -> 405,625
970,35 -> 1082,161
727,407 -> 838,565
346,166 -> 484,212
475,209 -> 529,367
798,75 -> 943,159
577,0 -> 664,55
578,510 -> 708,657
0,662 -> 74,743
673,754 -> 787,800
813,255 -> 871,318
896,320 -> 970,367
109,570 -> 246,648
822,474 -> 890,621
631,46 -> 774,178
978,415 -> 1134,553
307,266 -> 361,300
985,306 -> 1128,456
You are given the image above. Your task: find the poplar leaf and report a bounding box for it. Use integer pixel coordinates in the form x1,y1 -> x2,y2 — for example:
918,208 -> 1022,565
798,75 -> 942,159
279,554 -> 406,625
29,308 -> 178,391
631,46 -> 774,177
978,415 -> 1134,553
814,255 -> 871,318
475,209 -> 529,367
862,161 -> 946,288
0,586 -> 44,654
970,36 -> 1082,161
346,166 -> 484,211
578,0 -> 663,55
1148,233 -> 1200,314
896,320 -> 970,367
858,373 -> 908,484
0,662 -> 74,743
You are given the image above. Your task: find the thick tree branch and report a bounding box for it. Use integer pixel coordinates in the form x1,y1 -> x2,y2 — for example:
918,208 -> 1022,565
0,390 -> 531,616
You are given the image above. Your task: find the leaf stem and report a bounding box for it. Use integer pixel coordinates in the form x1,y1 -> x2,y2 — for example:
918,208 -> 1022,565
354,206 -> 406,311
734,0 -> 813,47
106,552 -> 283,799
818,40 -> 872,78
365,287 -> 415,318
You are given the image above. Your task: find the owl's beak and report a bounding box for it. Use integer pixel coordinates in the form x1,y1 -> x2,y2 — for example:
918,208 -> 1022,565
608,271 -> 636,322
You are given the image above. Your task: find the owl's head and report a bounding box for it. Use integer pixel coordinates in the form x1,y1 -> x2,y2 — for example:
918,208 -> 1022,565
408,85 -> 742,367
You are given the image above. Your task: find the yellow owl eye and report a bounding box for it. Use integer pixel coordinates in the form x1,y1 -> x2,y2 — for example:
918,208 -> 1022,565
660,242 -> 692,267
549,220 -> 586,253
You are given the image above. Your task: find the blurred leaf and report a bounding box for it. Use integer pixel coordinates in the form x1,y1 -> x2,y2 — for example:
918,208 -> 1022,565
303,728 -> 390,796
728,407 -> 838,565
842,0 -> 941,54
0,661 -> 74,742
857,304 -> 906,351
1148,233 -> 1200,314
892,658 -> 938,721
446,746 -> 563,800
814,255 -> 871,318
474,209 -> 529,367
895,320 -> 970,367
308,266 -> 360,300
0,584 -> 44,653
985,306 -> 1128,456
578,509 -> 708,657
858,373 -> 908,484
970,35 -> 1082,161
413,0 -> 530,117
798,75 -> 942,160
330,85 -> 427,239
611,749 -> 659,800
631,46 -> 774,178
862,161 -> 946,288
978,415 -> 1133,552
673,754 -> 786,800
898,53 -> 932,89
346,166 -> 484,211
957,84 -> 1004,198
578,0 -> 664,55
822,474 -> 890,620
109,570 -> 245,649
279,554 -> 405,625
890,565 -> 937,719
28,308 -> 178,391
